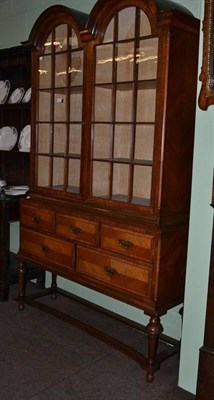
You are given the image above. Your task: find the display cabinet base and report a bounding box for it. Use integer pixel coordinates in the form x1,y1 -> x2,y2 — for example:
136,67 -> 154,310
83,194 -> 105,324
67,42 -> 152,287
18,284 -> 180,383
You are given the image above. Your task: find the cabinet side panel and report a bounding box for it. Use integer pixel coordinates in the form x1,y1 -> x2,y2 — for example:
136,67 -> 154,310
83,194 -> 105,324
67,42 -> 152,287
160,27 -> 199,216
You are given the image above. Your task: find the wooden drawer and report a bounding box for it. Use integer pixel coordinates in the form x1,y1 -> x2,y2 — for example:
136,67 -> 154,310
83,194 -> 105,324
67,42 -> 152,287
101,225 -> 154,262
77,247 -> 150,297
20,228 -> 73,269
20,202 -> 55,233
56,213 -> 98,246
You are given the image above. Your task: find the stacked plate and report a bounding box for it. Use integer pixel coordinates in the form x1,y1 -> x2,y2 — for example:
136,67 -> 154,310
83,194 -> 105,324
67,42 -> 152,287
0,126 -> 18,150
0,81 -> 31,104
4,185 -> 29,196
0,80 -> 10,104
18,125 -> 31,152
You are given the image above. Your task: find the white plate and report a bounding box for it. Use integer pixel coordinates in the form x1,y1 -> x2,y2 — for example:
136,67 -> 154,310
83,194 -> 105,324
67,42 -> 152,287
0,126 -> 18,150
22,87 -> 31,103
18,125 -> 31,151
8,87 -> 25,104
4,185 -> 29,196
0,80 -> 10,104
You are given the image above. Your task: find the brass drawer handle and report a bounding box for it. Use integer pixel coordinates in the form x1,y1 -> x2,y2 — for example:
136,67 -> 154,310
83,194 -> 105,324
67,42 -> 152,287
40,243 -> 49,252
32,215 -> 41,224
70,225 -> 82,234
119,239 -> 133,249
104,266 -> 117,276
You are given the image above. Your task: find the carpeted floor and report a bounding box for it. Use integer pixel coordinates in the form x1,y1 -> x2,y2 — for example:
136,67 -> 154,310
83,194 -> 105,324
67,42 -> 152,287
0,283 -> 195,400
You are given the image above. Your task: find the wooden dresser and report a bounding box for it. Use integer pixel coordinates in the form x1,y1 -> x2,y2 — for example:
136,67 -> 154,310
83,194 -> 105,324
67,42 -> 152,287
17,0 -> 199,382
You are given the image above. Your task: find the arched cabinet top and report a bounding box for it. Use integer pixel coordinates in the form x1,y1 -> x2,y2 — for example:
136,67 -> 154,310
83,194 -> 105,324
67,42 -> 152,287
85,0 -> 195,41
22,5 -> 89,51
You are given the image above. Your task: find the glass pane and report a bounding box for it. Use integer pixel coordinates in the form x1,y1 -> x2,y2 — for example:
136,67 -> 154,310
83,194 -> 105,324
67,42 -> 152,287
69,124 -> 82,156
70,90 -> 82,121
92,161 -> 110,198
68,159 -> 80,193
118,7 -> 136,40
69,50 -> 83,86
139,9 -> 151,37
115,85 -> 133,122
138,38 -> 158,80
116,42 -> 134,82
132,165 -> 152,204
36,124 -> 51,153
94,86 -> 112,121
103,18 -> 114,43
114,125 -> 131,160
53,124 -> 67,154
54,89 -> 67,121
96,45 -> 113,84
55,53 -> 67,87
37,156 -> 50,187
53,157 -> 65,189
38,91 -> 52,121
43,33 -> 52,54
136,83 -> 156,122
69,28 -> 79,49
112,163 -> 130,202
92,124 -> 112,159
55,24 -> 68,52
134,125 -> 154,161
38,55 -> 52,89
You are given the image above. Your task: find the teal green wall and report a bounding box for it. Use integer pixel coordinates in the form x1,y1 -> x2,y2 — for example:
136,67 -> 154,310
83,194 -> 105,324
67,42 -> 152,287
2,0 -> 213,395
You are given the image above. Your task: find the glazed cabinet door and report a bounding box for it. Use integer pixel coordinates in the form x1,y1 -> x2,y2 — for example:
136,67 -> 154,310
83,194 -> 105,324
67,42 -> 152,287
90,6 -> 158,208
34,22 -> 84,197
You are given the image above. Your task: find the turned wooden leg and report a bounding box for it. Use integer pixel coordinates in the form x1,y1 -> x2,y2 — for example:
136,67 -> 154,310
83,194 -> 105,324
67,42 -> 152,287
51,272 -> 57,300
18,261 -> 26,311
146,316 -> 163,382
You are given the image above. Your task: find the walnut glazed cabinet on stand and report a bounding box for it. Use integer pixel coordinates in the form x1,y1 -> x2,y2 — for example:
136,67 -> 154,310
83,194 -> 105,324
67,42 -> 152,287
17,0 -> 199,382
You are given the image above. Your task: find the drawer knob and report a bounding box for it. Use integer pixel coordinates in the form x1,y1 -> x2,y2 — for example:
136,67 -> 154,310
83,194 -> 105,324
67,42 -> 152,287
104,266 -> 117,276
70,225 -> 82,234
40,243 -> 49,252
119,239 -> 133,249
32,215 -> 41,224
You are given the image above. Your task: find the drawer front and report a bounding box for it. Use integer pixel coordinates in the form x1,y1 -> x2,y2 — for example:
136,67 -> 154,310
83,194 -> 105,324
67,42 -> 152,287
20,203 -> 55,233
77,247 -> 150,297
56,213 -> 98,245
101,225 -> 154,262
20,228 -> 73,269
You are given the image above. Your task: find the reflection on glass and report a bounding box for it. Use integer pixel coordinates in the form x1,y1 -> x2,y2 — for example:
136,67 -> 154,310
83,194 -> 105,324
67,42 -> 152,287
92,161 -> 110,197
139,9 -> 151,37
54,24 -> 68,52
55,53 -> 67,87
68,159 -> 80,193
116,42 -> 134,82
70,50 -> 83,86
96,44 -> 113,84
69,124 -> 82,156
92,124 -> 112,158
39,55 -> 52,89
37,156 -> 50,187
138,38 -> 158,80
118,7 -> 136,40
103,18 -> 114,43
43,33 -> 52,54
36,124 -> 51,153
